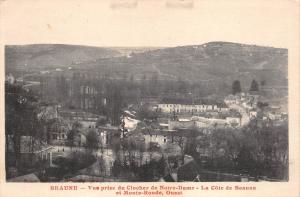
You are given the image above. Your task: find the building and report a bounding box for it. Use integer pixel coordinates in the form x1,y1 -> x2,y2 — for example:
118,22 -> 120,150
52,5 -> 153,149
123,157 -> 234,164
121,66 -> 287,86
141,129 -> 194,150
38,104 -> 59,120
249,110 -> 258,119
157,98 -> 228,114
97,125 -> 120,147
59,110 -> 101,128
168,119 -> 196,130
168,114 -> 241,130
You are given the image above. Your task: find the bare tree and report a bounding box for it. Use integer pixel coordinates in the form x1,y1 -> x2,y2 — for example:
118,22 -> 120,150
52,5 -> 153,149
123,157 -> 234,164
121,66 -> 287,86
174,136 -> 187,165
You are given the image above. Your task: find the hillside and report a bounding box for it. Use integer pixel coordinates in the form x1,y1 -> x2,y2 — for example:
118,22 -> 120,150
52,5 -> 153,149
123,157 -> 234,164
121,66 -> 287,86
79,42 -> 287,89
5,42 -> 288,96
5,44 -> 122,72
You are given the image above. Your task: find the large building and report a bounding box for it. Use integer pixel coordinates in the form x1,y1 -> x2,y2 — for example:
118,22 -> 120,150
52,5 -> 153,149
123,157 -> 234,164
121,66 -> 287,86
157,98 -> 229,114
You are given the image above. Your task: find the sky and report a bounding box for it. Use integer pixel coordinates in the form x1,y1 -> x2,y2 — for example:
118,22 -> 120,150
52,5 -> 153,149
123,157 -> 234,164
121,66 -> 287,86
0,0 -> 299,48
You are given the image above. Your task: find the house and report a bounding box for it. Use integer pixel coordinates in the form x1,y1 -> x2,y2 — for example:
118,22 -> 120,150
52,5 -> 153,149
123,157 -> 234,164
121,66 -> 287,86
226,117 -> 241,126
97,125 -> 120,147
249,110 -> 258,118
38,103 -> 59,120
142,130 -> 169,149
195,118 -> 210,128
168,119 -> 196,130
224,94 -> 237,105
141,129 -> 192,150
173,114 -> 241,129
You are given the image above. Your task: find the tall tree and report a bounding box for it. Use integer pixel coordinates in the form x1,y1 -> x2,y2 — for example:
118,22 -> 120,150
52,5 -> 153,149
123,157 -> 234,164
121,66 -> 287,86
67,129 -> 77,150
86,129 -> 99,153
174,136 -> 187,165
232,80 -> 241,95
109,85 -> 122,126
250,80 -> 259,92
5,83 -> 39,168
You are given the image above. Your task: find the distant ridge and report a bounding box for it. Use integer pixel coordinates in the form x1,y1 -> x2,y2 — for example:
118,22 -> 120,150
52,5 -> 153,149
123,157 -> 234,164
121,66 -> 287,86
5,42 -> 287,96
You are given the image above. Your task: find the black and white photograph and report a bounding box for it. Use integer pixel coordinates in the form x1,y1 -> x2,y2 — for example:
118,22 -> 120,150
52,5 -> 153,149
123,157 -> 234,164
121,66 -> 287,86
5,41 -> 288,182
0,2 -> 299,197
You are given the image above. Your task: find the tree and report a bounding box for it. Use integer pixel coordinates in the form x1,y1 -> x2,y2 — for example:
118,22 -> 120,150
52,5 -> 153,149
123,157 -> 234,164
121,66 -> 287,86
67,129 -> 77,150
86,130 -> 99,153
174,136 -> 187,165
157,155 -> 166,176
137,104 -> 159,121
5,83 -> 40,168
108,85 -> 123,126
232,80 -> 241,95
96,118 -> 107,127
98,155 -> 106,176
72,121 -> 82,130
250,80 -> 259,92
185,128 -> 199,158
236,145 -> 254,173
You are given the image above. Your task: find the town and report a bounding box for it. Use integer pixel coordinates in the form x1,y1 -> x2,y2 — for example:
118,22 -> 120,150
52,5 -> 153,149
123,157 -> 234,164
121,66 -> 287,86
5,43 -> 288,182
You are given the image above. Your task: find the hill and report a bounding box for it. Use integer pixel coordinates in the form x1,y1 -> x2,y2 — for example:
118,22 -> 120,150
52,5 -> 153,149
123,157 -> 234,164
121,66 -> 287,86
5,42 -> 288,96
79,42 -> 288,90
5,44 -> 122,73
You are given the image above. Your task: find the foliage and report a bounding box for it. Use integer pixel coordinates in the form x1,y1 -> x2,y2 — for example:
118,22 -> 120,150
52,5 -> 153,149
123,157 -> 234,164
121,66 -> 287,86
137,104 -> 160,121
111,155 -> 167,181
43,152 -> 96,181
198,122 -> 288,179
66,129 -> 77,149
5,83 -> 42,168
232,80 -> 241,95
86,130 -> 100,152
72,121 -> 82,129
96,117 -> 107,127
250,80 -> 259,92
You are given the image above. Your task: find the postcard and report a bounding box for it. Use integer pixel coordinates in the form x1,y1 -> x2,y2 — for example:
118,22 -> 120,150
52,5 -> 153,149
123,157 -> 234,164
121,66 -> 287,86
0,0 -> 299,196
